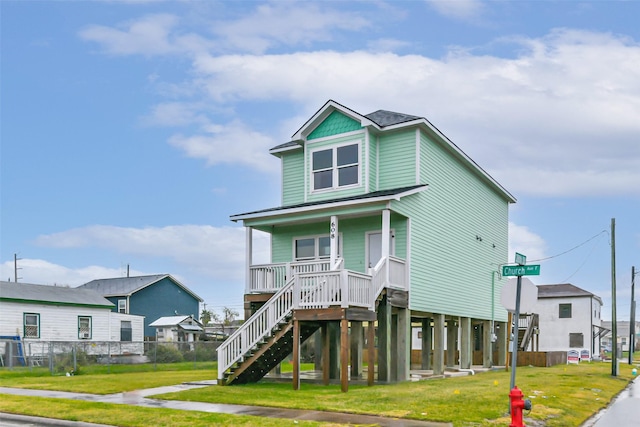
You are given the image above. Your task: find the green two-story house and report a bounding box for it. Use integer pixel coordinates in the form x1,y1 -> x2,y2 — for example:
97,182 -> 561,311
217,100 -> 515,390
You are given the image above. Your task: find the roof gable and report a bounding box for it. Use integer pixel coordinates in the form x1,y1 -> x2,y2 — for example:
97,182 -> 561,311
307,110 -> 362,140
0,281 -> 114,308
537,283 -> 600,302
78,274 -> 203,302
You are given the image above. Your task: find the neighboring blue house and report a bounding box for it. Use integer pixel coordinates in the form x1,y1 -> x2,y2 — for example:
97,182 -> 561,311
78,274 -> 203,339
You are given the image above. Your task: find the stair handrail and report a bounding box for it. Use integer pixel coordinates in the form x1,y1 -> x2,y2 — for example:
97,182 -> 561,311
217,277 -> 295,380
519,313 -> 539,351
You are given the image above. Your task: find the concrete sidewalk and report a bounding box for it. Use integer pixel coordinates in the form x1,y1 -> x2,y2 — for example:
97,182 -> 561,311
0,382 -> 452,427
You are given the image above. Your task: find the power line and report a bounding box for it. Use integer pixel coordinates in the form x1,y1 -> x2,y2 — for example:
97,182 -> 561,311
528,230 -> 608,263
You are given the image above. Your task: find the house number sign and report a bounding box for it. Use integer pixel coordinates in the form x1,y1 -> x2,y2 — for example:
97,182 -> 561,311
330,222 -> 336,239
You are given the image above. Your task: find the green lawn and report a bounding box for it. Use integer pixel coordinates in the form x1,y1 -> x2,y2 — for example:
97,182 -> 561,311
1,361 -> 637,426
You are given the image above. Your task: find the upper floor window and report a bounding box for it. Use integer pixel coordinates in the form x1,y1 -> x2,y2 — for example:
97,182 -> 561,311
78,316 -> 92,339
118,299 -> 127,314
24,313 -> 40,338
312,143 -> 359,191
559,303 -> 572,319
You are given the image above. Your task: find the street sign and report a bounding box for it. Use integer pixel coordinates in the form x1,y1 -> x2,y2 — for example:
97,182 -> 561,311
515,252 -> 526,266
502,264 -> 540,277
500,277 -> 538,312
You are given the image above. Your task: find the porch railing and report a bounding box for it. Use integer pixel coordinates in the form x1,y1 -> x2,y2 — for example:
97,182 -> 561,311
248,260 -> 332,293
219,256 -> 407,380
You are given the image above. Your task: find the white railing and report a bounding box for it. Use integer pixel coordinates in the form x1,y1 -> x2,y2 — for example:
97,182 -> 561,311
217,278 -> 295,380
248,260 -> 332,293
219,256 -> 406,381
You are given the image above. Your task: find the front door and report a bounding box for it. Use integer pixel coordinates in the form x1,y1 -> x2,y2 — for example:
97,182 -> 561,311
367,231 -> 394,270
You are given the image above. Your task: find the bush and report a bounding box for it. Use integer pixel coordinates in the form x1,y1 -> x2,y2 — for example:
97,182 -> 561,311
153,344 -> 184,363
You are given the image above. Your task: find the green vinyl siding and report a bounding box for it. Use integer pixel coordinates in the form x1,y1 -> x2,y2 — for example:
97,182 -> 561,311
282,150 -> 305,205
392,131 -> 510,322
368,134 -> 378,191
308,111 -> 362,140
378,130 -> 417,190
270,214 -> 408,275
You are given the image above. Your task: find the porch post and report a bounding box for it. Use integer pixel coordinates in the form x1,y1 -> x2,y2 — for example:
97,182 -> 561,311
367,320 -> 375,386
245,227 -> 253,293
377,295 -> 391,382
330,215 -> 338,267
446,318 -> 457,367
382,209 -> 391,284
396,307 -> 410,381
497,321 -> 508,366
322,323 -> 330,385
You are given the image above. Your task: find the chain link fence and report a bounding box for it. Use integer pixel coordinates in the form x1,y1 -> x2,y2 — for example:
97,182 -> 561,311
1,339 -> 222,375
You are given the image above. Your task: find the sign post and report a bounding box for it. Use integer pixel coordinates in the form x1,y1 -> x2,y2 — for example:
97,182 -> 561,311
502,254 -> 541,402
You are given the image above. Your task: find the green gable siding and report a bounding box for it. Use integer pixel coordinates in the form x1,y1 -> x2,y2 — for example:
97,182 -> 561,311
308,111 -> 361,140
378,130 -> 417,190
282,150 -> 305,205
392,132 -> 509,322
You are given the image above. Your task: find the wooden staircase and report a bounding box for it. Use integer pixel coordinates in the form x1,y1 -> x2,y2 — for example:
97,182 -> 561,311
222,315 -> 320,385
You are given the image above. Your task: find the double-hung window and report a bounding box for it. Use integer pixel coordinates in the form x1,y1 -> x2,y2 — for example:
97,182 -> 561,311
24,313 -> 40,338
294,235 -> 339,260
118,299 -> 127,314
312,143 -> 359,191
78,316 -> 92,339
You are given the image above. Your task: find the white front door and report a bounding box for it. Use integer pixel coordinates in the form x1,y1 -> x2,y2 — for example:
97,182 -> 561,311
367,231 -> 395,270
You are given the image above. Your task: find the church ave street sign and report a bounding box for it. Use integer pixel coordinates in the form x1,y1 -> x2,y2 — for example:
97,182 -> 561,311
502,264 -> 541,277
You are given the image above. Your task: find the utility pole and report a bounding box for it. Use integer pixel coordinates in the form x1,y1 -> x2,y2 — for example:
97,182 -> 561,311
14,253 -> 22,283
611,218 -> 618,377
631,266 -> 637,365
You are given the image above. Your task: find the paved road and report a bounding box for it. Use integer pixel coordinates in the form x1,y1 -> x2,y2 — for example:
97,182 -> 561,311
583,376 -> 640,427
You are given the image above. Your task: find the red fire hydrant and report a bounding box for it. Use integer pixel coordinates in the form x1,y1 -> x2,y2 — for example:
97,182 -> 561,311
509,386 -> 532,427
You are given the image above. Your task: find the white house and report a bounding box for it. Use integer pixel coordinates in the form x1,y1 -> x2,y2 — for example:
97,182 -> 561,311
0,281 -> 144,344
149,315 -> 203,343
533,282 -> 604,355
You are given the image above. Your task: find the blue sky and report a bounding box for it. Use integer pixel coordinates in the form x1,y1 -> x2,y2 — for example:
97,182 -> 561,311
1,0 -> 638,321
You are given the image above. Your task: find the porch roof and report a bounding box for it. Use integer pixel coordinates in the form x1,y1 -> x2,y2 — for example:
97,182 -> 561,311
230,184 -> 428,222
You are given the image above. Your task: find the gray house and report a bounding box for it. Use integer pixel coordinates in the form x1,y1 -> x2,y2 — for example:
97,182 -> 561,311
78,274 -> 203,339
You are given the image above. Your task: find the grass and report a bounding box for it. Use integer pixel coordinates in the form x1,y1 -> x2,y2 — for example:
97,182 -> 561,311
0,360 -> 637,426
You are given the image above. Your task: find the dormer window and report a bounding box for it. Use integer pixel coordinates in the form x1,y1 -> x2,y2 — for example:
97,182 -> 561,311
312,143 -> 359,191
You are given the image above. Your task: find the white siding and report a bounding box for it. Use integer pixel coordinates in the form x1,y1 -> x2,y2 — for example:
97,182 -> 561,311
110,313 -> 144,342
536,296 -> 595,352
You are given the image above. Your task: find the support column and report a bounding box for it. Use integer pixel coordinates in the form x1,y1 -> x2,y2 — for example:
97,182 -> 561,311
460,317 -> 472,369
314,329 -> 322,371
377,296 -> 391,382
322,323 -> 330,385
329,322 -> 340,379
340,318 -> 349,392
497,321 -> 508,366
446,319 -> 457,367
433,313 -> 445,375
397,307 -> 410,381
367,320 -> 375,386
350,322 -> 363,379
421,318 -> 432,369
390,314 -> 398,382
292,319 -> 300,390
483,319 -> 492,368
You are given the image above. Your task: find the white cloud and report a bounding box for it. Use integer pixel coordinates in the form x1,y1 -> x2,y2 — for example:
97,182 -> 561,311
211,2 -> 370,54
168,120 -> 279,172
508,222 -> 547,263
425,0 -> 484,21
34,225 -> 270,282
0,259 -> 134,287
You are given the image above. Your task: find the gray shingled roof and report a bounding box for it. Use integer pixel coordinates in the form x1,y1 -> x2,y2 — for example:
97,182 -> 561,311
0,281 -> 114,308
78,274 -> 203,302
231,184 -> 427,220
364,109 -> 421,127
537,283 -> 597,299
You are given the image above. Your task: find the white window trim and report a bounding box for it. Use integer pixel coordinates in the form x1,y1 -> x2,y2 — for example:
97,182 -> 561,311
310,141 -> 361,193
118,299 -> 127,314
293,233 -> 342,261
78,316 -> 92,340
24,313 -> 40,339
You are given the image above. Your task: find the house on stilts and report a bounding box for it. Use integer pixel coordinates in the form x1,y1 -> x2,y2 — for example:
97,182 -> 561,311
216,100 -> 516,391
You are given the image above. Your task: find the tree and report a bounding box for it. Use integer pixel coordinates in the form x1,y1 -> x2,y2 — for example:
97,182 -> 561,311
200,309 -> 212,326
221,307 -> 239,335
